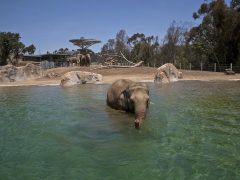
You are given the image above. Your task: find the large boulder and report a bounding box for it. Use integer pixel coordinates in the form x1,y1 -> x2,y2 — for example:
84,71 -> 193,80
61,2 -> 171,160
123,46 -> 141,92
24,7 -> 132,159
0,63 -> 42,83
225,68 -> 235,75
154,63 -> 183,83
60,71 -> 102,87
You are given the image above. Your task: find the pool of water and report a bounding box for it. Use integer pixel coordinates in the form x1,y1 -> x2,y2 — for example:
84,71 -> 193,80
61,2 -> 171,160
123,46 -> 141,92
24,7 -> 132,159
0,81 -> 240,179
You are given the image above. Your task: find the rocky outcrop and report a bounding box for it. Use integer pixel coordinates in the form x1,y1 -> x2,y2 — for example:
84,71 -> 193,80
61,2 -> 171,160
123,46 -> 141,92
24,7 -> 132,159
0,63 -> 42,83
154,63 -> 183,83
225,68 -> 235,75
60,71 -> 102,87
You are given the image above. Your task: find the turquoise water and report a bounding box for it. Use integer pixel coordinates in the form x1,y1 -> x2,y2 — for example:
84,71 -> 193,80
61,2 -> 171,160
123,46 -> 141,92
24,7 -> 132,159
0,81 -> 240,179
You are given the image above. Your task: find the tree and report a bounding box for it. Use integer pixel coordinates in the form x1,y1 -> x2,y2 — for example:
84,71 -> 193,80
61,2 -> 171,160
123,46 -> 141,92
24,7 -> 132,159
115,29 -> 130,56
52,48 -> 70,54
101,39 -> 115,54
22,44 -> 36,55
161,21 -> 188,64
0,32 -> 25,66
101,29 -> 130,57
100,31 -> 160,65
127,33 -> 159,65
189,0 -> 240,65
58,48 -> 64,54
231,0 -> 240,11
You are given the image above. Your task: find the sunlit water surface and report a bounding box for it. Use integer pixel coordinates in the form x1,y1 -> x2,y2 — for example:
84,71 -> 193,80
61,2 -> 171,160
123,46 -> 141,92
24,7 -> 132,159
0,81 -> 240,179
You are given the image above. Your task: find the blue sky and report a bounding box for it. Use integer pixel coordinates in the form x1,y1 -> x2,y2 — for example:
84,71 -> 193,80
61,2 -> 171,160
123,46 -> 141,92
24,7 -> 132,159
0,0 -> 231,53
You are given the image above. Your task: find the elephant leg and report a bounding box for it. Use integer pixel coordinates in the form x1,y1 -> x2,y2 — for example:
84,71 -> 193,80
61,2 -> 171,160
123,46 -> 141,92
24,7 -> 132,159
82,56 -> 86,66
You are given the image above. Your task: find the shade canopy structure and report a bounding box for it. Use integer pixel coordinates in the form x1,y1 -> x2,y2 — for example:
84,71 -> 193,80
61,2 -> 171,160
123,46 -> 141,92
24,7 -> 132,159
69,37 -> 101,50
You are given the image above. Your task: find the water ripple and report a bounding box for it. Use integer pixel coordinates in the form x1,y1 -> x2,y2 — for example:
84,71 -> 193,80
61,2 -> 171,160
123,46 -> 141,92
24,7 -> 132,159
0,81 -> 240,179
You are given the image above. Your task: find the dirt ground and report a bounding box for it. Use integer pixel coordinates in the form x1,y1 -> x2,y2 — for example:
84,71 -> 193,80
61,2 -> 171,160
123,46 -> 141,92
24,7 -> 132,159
1,66 -> 240,86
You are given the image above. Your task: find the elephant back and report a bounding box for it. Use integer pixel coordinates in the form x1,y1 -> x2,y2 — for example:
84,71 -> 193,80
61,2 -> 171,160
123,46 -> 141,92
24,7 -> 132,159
107,79 -> 133,109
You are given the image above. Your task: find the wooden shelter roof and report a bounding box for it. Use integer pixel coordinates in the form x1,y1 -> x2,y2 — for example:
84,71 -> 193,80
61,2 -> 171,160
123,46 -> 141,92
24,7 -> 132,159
69,37 -> 101,49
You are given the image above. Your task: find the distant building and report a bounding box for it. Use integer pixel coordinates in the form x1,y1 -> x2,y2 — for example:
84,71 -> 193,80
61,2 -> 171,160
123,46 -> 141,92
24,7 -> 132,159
22,53 -> 71,68
22,54 -> 42,62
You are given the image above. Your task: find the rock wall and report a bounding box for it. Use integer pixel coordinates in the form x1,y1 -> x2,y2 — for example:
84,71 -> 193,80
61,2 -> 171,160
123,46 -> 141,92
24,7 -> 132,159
0,63 -> 42,83
60,71 -> 102,87
154,63 -> 183,83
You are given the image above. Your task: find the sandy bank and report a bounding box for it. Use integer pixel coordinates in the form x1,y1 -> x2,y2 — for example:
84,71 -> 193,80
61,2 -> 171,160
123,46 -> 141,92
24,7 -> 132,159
0,67 -> 239,87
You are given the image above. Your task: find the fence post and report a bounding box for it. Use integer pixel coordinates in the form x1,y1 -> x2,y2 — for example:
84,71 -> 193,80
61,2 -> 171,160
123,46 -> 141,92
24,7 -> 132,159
230,63 -> 232,71
180,63 -> 182,70
214,63 -> 216,72
189,63 -> 192,70
201,62 -> 203,72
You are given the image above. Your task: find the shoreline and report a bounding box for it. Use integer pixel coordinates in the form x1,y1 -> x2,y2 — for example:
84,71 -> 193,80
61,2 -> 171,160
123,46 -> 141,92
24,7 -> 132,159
0,83 -> 60,87
1,78 -> 240,87
1,67 -> 240,87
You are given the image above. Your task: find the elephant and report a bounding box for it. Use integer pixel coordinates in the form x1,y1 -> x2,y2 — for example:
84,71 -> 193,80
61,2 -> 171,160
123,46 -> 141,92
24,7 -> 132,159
85,53 -> 91,66
80,55 -> 86,66
107,79 -> 150,129
79,54 -> 91,66
67,54 -> 81,66
67,53 -> 91,67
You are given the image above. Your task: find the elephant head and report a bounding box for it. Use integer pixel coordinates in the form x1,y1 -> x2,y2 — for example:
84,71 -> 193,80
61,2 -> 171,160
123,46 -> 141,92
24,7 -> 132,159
107,79 -> 150,129
122,82 -> 149,129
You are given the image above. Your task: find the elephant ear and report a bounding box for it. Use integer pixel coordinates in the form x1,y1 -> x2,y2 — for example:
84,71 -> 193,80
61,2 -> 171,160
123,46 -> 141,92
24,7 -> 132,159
121,89 -> 134,111
118,91 -> 126,108
122,89 -> 131,99
119,89 -> 128,101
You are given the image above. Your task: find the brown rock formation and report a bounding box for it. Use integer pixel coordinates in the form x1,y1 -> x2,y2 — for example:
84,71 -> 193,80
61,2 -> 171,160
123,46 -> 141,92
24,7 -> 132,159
154,63 -> 183,83
0,63 -> 42,83
60,71 -> 102,86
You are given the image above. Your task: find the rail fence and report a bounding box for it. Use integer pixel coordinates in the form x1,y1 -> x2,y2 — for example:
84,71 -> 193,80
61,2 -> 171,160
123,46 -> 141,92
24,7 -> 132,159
177,63 -> 240,73
39,60 -> 68,70
146,62 -> 240,73
40,60 -> 55,70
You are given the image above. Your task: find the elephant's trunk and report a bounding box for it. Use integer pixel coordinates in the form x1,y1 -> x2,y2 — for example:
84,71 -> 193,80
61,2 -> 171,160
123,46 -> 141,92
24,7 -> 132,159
134,104 -> 147,129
